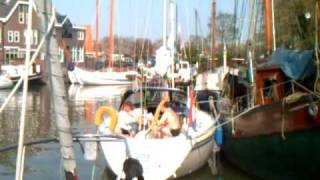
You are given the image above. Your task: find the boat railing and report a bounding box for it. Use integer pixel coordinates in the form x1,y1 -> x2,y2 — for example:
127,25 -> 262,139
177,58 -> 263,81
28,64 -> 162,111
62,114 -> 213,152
231,80 -> 317,115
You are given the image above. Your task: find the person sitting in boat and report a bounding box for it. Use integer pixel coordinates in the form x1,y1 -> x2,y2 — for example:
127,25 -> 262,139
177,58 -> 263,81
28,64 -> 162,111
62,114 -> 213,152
117,101 -> 153,137
116,102 -> 140,136
152,97 -> 181,138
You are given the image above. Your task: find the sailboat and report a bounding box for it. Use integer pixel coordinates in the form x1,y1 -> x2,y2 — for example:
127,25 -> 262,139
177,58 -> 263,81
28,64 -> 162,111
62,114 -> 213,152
95,1 -> 219,179
221,1 -> 320,179
96,87 -> 218,179
67,0 -> 138,85
195,0 -> 239,93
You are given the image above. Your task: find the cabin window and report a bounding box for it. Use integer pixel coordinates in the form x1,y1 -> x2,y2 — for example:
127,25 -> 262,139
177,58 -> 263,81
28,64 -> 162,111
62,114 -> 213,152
14,31 -> 20,43
8,31 -> 14,43
263,79 -> 275,98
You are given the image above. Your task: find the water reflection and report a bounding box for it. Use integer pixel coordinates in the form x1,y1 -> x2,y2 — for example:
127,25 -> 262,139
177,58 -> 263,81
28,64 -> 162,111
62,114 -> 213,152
0,84 -> 254,180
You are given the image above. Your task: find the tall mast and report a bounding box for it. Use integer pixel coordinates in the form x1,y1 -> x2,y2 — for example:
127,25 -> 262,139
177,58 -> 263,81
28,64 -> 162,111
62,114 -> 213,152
169,0 -> 176,88
264,0 -> 273,53
163,0 -> 167,48
210,0 -> 216,70
195,10 -> 199,51
108,0 -> 115,68
95,0 -> 100,61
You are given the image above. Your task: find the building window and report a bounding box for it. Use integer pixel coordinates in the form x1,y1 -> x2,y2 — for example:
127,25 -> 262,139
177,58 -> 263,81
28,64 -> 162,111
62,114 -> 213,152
8,31 -> 14,43
72,47 -> 75,62
79,47 -> 84,62
18,5 -> 25,24
59,47 -> 64,63
5,48 -> 19,61
24,30 -> 38,45
14,31 -> 20,43
78,31 -> 84,41
33,30 -> 38,45
18,50 -> 25,59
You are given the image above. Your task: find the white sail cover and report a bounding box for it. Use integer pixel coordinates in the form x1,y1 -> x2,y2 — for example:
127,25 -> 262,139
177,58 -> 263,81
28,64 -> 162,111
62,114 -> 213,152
154,46 -> 172,77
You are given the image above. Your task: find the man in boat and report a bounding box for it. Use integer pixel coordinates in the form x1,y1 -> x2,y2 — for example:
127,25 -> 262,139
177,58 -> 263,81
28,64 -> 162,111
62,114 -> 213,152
152,97 -> 181,138
116,102 -> 140,136
117,101 -> 153,137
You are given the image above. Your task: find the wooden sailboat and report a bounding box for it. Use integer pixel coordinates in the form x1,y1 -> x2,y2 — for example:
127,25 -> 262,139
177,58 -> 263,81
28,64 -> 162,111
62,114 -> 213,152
221,1 -> 320,180
67,0 -> 138,85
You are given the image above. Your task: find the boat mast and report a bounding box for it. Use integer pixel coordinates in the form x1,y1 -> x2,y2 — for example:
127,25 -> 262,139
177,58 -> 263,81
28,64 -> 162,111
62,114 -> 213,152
108,0 -> 115,68
95,0 -> 100,61
163,0 -> 167,49
210,0 -> 216,70
264,0 -> 273,54
168,0 -> 176,88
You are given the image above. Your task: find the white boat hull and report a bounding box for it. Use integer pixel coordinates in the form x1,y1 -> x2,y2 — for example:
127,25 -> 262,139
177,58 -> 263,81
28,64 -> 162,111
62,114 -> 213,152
68,84 -> 131,100
68,67 -> 137,85
175,127 -> 215,177
100,134 -> 192,180
100,110 -> 216,179
0,75 -> 13,89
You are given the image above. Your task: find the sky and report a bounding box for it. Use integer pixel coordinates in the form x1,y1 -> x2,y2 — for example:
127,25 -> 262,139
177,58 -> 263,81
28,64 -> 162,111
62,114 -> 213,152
52,0 -> 234,41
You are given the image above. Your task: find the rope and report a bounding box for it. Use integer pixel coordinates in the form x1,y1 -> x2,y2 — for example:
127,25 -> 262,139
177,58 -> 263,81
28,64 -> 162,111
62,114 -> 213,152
314,2 -> 320,93
139,0 -> 153,60
281,98 -> 286,140
15,1 -> 35,179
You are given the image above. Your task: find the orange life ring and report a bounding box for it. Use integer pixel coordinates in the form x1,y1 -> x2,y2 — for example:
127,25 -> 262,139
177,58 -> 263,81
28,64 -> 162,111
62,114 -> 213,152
95,106 -> 118,132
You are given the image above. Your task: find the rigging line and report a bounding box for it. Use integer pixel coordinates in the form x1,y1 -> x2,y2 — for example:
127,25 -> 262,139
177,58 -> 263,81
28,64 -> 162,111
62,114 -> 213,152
15,0 -> 33,179
237,0 -> 248,47
133,0 -> 139,60
314,2 -> 320,93
184,0 -> 191,60
233,0 -> 238,53
139,0 -> 153,60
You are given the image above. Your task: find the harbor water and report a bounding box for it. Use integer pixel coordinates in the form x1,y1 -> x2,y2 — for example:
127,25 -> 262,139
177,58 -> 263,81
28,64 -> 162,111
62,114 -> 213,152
0,85 -> 254,180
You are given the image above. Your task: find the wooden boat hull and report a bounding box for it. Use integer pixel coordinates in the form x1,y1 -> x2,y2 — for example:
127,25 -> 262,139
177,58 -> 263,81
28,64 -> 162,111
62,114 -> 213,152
223,100 -> 320,180
223,128 -> 320,180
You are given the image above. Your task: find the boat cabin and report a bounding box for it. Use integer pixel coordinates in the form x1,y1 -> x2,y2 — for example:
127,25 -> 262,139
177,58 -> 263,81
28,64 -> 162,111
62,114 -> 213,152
254,65 -> 285,105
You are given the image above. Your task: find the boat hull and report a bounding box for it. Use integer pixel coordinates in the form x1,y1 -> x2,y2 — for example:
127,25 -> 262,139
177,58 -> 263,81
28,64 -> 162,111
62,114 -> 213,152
223,100 -> 320,180
224,128 -> 320,180
100,134 -> 192,180
174,127 -> 215,178
68,67 -> 136,85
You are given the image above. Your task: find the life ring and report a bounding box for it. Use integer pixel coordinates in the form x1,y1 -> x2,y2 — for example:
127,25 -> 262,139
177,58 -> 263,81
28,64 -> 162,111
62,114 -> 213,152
95,106 -> 118,132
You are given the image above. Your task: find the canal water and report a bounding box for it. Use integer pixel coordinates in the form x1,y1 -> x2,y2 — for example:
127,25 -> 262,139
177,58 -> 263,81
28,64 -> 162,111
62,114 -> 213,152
0,85 -> 255,180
